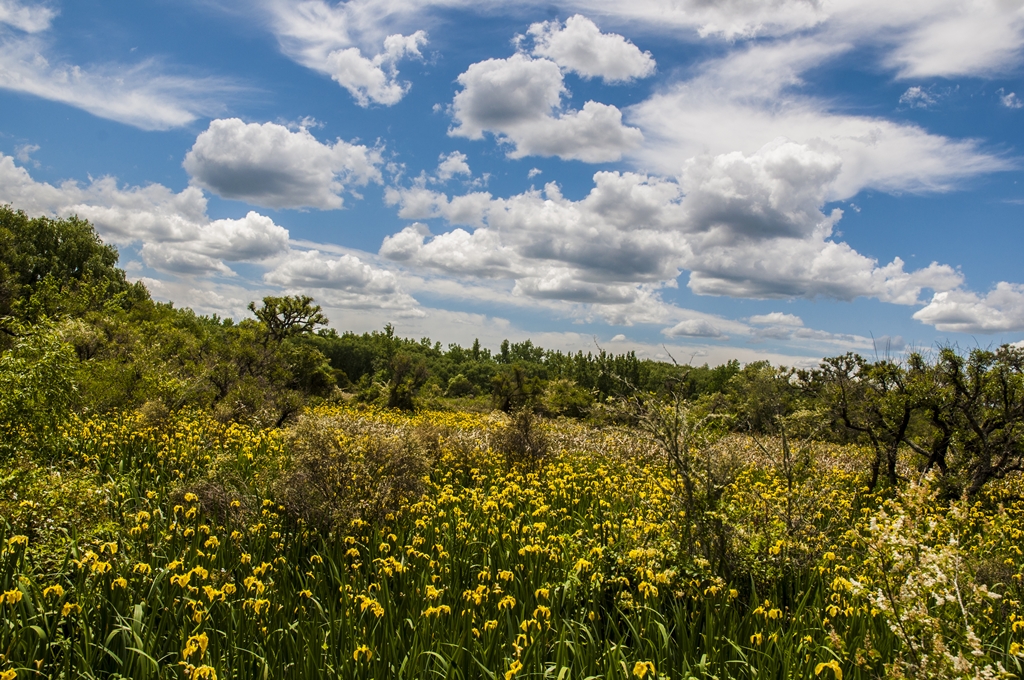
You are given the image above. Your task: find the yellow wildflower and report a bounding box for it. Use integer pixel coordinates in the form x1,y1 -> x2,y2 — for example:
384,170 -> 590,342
504,660 -> 523,680
815,660 -> 842,680
632,661 -> 655,678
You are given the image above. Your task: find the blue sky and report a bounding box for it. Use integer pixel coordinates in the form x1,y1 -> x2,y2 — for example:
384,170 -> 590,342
1,0 -> 1023,366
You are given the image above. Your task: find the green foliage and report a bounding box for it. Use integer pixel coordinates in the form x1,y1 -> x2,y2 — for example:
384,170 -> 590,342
0,205 -> 136,325
385,351 -> 429,410
0,322 -> 77,460
445,373 -> 475,397
539,378 -> 594,418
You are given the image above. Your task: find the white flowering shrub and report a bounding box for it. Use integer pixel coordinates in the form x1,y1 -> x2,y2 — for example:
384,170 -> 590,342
849,476 -> 1017,679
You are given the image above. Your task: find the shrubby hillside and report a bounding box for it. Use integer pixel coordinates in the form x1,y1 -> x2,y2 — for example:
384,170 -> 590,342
2,206 -> 1023,679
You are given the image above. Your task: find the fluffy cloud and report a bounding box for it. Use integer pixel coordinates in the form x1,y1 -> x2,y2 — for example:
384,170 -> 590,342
379,139 -> 974,326
322,32 -> 427,106
680,139 -> 842,240
384,186 -> 492,226
266,0 -> 426,106
435,152 -> 471,182
381,224 -> 514,278
264,249 -> 394,292
682,233 -> 964,303
913,284 -> 1024,333
528,14 -> 655,83
183,119 -> 381,210
449,53 -> 642,162
0,151 -> 420,314
0,152 -> 289,276
264,249 -> 419,311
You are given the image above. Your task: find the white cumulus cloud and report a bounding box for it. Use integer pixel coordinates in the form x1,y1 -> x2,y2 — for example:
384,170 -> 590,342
183,119 -> 382,210
435,151 -> 471,182
377,138 -> 981,330
0,151 -> 419,313
264,249 -> 419,311
449,53 -> 642,162
913,283 -> 1024,333
662,318 -> 727,339
528,14 -> 655,83
322,31 -> 426,106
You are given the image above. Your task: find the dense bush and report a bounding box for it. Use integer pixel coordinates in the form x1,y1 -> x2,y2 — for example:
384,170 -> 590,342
278,410 -> 432,532
493,407 -> 550,471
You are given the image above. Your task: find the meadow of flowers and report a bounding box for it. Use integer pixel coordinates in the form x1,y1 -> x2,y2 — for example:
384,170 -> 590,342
2,404 -> 1023,679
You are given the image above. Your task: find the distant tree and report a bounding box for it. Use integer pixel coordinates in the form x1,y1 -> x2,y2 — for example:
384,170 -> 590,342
446,373 -> 475,398
492,364 -> 542,412
248,295 -> 328,343
386,351 -> 429,410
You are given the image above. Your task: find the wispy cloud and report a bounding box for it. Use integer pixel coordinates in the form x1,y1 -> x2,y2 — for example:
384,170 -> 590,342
0,32 -> 240,130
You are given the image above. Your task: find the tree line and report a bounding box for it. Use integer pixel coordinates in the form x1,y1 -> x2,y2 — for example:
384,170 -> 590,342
2,205 -> 1022,497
